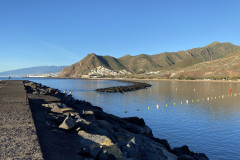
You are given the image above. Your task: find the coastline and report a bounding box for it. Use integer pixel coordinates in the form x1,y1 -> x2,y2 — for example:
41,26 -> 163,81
22,80 -> 208,160
20,76 -> 240,84
88,77 -> 240,84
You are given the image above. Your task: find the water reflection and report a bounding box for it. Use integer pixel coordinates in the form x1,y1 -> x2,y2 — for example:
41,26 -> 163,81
76,80 -> 240,160
1,78 -> 240,160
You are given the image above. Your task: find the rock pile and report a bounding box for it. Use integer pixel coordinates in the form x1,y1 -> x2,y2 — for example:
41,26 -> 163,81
96,80 -> 152,93
25,81 -> 60,95
24,80 -> 208,160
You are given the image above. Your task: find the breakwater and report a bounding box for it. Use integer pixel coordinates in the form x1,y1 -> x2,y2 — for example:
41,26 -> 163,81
23,80 -> 208,160
96,80 -> 152,93
0,80 -> 43,159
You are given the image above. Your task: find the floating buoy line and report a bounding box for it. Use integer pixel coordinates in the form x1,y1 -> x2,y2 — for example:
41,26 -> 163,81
124,90 -> 240,113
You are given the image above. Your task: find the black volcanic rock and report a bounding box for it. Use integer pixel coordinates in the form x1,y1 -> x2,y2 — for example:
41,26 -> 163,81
95,80 -> 152,93
122,117 -> 146,126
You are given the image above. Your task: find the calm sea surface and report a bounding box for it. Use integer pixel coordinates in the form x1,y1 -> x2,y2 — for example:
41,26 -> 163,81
1,77 -> 240,160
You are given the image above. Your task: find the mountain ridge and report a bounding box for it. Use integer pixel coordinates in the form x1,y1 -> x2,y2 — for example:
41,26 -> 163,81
0,66 -> 67,77
170,49 -> 240,78
60,42 -> 240,78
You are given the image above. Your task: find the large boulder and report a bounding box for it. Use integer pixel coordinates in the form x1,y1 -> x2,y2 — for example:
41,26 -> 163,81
81,110 -> 95,119
172,146 -> 209,160
78,130 -> 123,159
42,103 -> 61,109
123,122 -> 152,137
59,115 -> 76,130
172,145 -> 190,156
122,117 -> 146,126
78,130 -> 114,146
151,137 -> 172,151
51,105 -> 63,113
47,87 -> 56,94
116,133 -> 176,160
177,155 -> 194,160
97,120 -> 114,132
82,110 -> 94,115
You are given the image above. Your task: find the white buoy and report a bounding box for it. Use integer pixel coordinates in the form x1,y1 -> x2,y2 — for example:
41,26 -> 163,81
186,100 -> 189,104
207,97 -> 209,101
156,105 -> 159,109
194,89 -> 196,91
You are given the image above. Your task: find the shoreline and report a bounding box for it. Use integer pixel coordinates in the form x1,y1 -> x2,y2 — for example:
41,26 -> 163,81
88,77 -> 240,83
23,80 -> 208,160
3,76 -> 240,84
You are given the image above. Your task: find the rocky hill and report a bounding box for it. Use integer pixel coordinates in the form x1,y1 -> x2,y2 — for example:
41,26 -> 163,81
60,42 -> 240,78
170,50 -> 240,78
60,53 -> 126,77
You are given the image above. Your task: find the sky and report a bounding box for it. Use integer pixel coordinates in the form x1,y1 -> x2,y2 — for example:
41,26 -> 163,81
0,0 -> 240,72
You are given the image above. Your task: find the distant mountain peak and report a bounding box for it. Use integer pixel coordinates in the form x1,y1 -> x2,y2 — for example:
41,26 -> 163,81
0,66 -> 66,77
212,41 -> 220,44
120,54 -> 132,58
88,53 -> 96,56
207,41 -> 221,46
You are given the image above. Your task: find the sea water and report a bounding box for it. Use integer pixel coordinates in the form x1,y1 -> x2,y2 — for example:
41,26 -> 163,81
1,78 -> 240,160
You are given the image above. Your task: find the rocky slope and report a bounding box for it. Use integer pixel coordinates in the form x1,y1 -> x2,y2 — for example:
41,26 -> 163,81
170,50 -> 240,78
60,53 -> 126,78
24,80 -> 208,160
60,42 -> 240,77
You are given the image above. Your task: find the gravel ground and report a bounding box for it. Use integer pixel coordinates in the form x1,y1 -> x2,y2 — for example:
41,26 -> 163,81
0,80 -> 43,159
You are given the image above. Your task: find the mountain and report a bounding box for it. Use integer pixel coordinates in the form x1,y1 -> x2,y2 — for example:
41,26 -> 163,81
0,66 -> 67,77
60,53 -> 126,77
170,50 -> 240,78
118,54 -> 163,74
60,42 -> 240,78
119,42 -> 240,71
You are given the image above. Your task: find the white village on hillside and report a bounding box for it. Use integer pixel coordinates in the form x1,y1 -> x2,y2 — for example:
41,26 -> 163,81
84,66 -> 132,78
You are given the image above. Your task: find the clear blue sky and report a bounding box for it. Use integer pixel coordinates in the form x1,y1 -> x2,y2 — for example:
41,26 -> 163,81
0,0 -> 240,72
